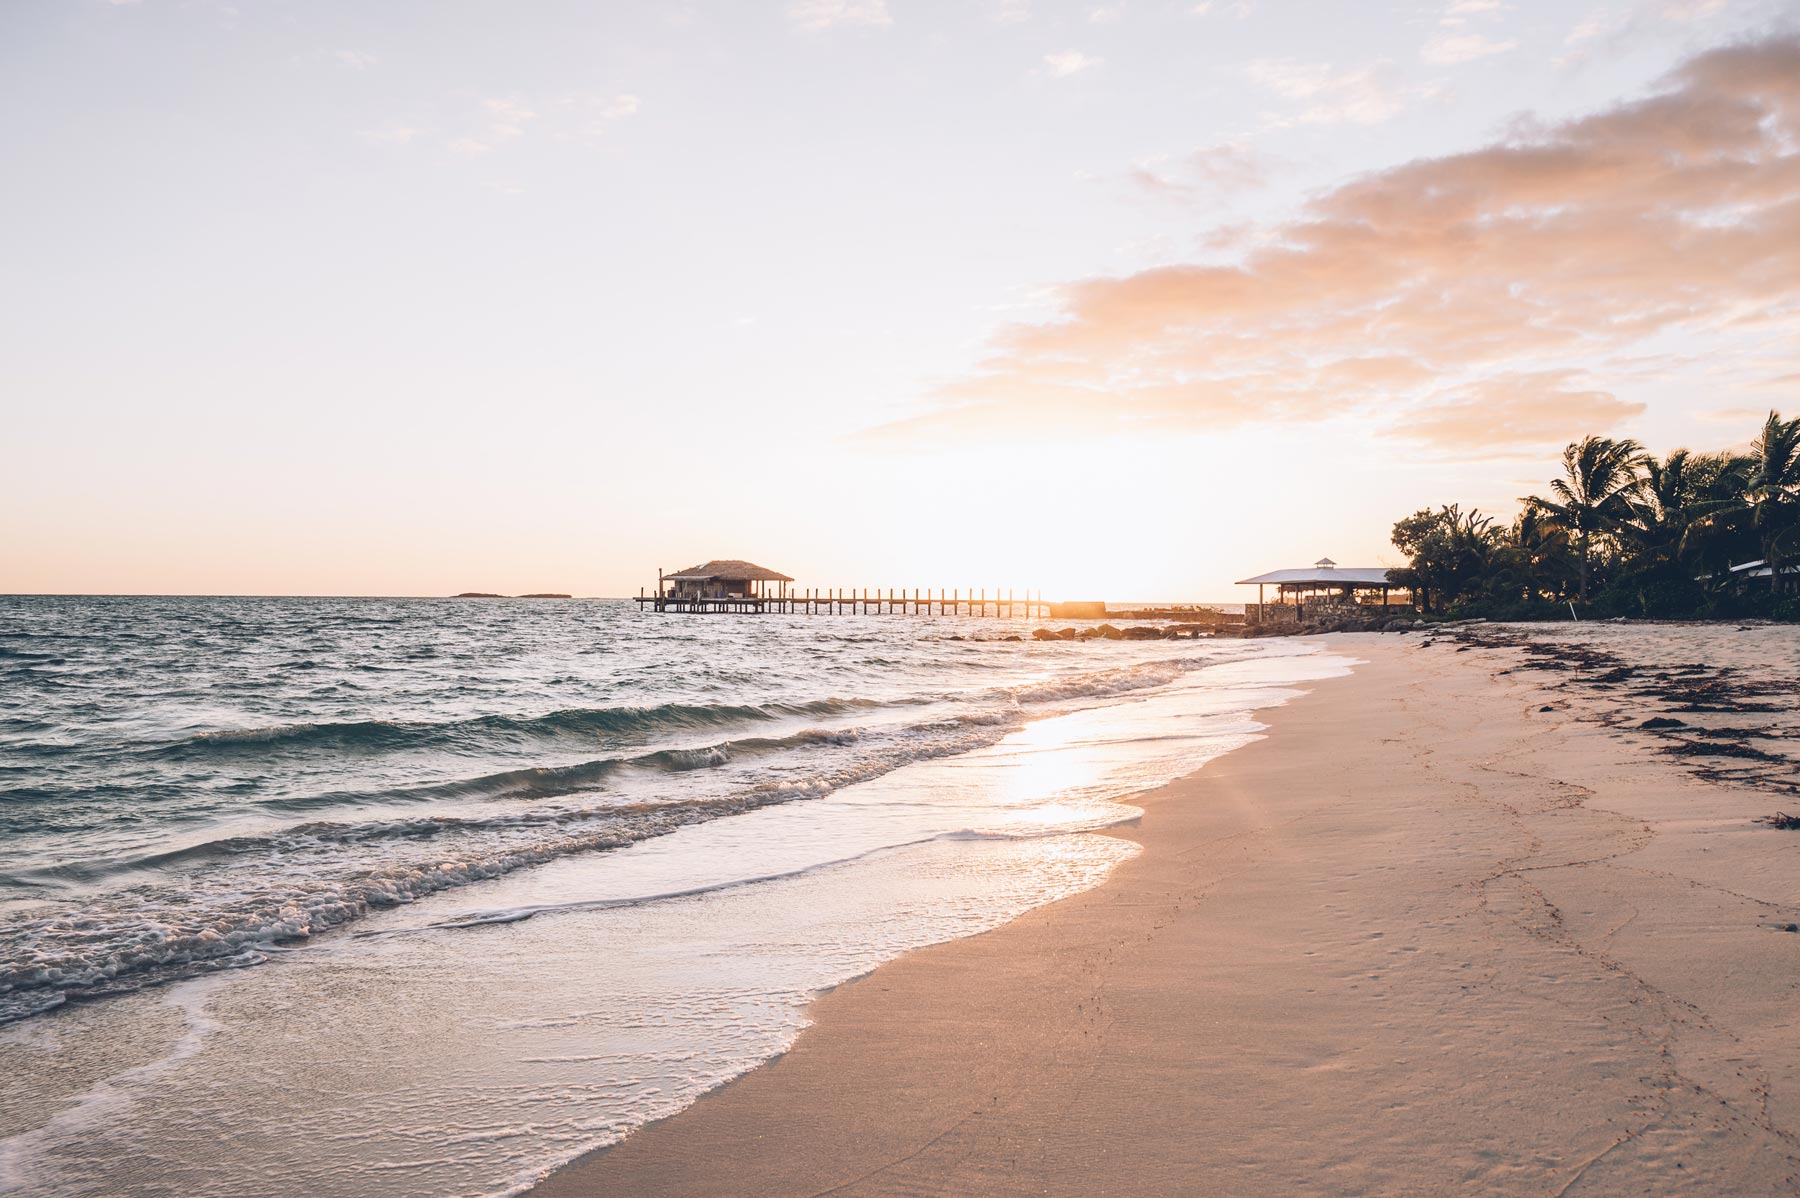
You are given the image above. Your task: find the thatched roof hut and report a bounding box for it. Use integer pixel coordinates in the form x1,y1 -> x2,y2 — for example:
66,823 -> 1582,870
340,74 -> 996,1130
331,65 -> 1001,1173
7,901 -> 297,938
660,560 -> 794,602
665,560 -> 794,584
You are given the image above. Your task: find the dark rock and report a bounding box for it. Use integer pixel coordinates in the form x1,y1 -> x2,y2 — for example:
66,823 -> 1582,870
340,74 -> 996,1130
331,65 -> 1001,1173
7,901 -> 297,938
1638,717 -> 1687,729
1095,624 -> 1125,640
1539,705 -> 1555,713
1121,626 -> 1163,640
1032,628 -> 1061,641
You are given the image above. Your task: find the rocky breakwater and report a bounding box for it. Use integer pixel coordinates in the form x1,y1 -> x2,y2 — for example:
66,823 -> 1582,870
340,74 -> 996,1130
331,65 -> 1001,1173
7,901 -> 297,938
1032,623 -> 1216,642
1032,614 -> 1431,642
1218,612 -> 1431,638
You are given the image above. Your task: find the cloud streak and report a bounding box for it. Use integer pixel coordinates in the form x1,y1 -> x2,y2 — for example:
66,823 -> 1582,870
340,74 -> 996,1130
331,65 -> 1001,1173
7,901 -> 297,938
1245,58 -> 1414,125
448,96 -> 536,155
1420,32 -> 1517,64
877,36 -> 1800,454
1130,141 -> 1272,200
1399,372 -> 1643,449
787,0 -> 891,32
1044,50 -> 1102,78
435,91 -> 639,155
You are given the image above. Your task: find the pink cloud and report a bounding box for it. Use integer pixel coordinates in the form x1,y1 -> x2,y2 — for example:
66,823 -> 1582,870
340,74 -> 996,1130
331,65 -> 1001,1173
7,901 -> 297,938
878,36 -> 1800,454
1130,142 -> 1273,200
1396,371 -> 1644,449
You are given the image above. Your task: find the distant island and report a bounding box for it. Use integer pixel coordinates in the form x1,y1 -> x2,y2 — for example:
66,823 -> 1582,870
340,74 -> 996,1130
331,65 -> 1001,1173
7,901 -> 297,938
452,592 -> 573,599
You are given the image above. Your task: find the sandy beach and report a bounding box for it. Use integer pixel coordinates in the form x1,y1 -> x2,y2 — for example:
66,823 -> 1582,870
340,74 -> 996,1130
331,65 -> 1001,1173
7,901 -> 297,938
13,8 -> 1800,1195
536,627 -> 1800,1197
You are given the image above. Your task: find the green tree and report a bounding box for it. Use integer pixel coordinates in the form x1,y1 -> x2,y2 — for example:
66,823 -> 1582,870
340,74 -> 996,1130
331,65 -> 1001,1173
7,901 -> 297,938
1388,504 -> 1503,612
1624,449 -> 1699,566
1509,505 -> 1576,601
1635,450 -> 1754,582
1744,411 -> 1800,593
1521,436 -> 1648,602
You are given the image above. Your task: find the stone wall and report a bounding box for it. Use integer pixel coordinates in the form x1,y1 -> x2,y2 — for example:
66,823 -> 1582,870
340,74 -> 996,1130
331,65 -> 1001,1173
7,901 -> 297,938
1247,601 -> 1407,626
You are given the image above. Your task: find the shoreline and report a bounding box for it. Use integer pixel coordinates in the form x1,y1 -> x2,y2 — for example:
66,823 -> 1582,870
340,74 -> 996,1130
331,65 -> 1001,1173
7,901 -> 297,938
532,630 -> 1800,1197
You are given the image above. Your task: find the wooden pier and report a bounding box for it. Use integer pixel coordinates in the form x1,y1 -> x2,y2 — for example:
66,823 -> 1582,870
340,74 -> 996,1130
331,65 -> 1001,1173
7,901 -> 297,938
637,560 -> 1052,617
637,586 -> 1051,618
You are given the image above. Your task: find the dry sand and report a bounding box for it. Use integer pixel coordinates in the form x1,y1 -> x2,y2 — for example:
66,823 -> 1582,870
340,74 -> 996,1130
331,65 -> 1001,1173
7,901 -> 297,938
535,629 -> 1800,1197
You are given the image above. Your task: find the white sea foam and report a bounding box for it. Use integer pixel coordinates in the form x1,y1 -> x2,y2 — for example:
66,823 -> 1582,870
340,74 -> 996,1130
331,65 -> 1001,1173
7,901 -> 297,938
0,977 -> 223,1195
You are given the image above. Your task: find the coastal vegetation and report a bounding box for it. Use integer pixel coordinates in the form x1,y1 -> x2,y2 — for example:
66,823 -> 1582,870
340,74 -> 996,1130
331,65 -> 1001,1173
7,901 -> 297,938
1389,411 -> 1800,621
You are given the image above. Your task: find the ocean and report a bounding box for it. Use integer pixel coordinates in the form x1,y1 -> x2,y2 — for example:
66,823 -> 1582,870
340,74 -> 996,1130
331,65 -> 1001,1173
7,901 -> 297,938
0,596 -> 1351,1196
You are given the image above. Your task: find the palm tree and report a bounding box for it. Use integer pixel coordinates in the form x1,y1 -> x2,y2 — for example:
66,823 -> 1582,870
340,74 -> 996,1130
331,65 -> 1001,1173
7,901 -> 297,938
1624,449 -> 1695,564
1669,451 -> 1756,583
1744,411 -> 1800,593
1511,505 -> 1575,600
1522,435 -> 1649,602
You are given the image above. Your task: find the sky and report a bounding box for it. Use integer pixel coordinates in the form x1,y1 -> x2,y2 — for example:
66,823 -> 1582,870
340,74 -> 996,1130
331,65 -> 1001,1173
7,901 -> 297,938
2,0 -> 1797,600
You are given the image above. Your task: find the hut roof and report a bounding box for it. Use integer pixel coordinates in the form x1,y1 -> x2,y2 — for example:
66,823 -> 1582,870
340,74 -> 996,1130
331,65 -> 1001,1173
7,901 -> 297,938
666,559 -> 794,583
1235,566 -> 1396,587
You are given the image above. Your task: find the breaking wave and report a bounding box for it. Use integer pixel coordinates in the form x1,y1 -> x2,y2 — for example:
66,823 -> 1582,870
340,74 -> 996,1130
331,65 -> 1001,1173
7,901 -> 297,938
150,697 -> 892,758
0,711 -> 1019,1023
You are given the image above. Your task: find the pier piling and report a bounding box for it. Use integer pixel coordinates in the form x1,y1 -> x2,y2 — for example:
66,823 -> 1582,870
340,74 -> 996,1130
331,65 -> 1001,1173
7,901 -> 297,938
636,581 -> 1051,618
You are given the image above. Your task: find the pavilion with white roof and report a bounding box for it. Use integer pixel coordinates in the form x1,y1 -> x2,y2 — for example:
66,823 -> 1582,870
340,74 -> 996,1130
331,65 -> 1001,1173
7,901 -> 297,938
1235,557 -> 1404,620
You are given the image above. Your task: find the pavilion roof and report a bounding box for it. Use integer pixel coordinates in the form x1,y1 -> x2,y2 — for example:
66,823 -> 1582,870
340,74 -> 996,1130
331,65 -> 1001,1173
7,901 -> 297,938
1235,566 -> 1397,587
666,559 -> 794,583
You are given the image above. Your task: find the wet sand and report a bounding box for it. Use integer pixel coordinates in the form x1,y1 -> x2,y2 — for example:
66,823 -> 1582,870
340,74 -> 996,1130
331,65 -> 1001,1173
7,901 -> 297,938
534,629 -> 1800,1197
